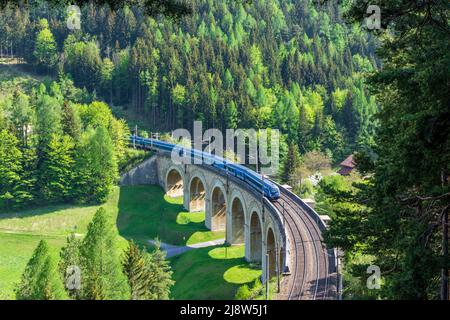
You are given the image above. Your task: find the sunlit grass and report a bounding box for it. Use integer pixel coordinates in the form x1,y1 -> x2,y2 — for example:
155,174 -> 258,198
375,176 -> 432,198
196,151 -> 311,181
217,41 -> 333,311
170,244 -> 261,300
117,185 -> 224,246
0,185 -> 226,299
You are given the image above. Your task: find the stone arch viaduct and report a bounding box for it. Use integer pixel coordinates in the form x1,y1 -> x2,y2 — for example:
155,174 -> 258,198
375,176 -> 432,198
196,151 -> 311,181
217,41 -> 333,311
121,150 -> 337,299
121,151 -> 289,282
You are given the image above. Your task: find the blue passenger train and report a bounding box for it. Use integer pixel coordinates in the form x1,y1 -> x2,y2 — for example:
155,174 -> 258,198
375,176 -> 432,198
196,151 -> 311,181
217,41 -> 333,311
129,135 -> 281,200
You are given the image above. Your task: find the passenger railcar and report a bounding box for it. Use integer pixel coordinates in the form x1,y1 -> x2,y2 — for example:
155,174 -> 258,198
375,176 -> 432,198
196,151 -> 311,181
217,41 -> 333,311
130,135 -> 281,200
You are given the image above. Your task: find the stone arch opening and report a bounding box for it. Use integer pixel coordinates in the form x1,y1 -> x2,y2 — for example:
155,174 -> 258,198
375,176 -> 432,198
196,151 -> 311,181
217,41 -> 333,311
211,186 -> 227,231
266,227 -> 276,278
249,212 -> 262,262
189,177 -> 205,212
231,197 -> 245,244
166,168 -> 183,197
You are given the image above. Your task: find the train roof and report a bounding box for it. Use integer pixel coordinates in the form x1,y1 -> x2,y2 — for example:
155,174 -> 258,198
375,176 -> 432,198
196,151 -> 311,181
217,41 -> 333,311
135,137 -> 279,189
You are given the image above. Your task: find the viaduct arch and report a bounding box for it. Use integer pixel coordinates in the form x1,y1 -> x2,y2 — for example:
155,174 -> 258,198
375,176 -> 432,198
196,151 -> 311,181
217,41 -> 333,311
122,151 -> 290,283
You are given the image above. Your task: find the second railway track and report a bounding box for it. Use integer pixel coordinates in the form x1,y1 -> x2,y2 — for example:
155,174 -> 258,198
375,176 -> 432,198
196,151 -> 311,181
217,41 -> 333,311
271,188 -> 335,300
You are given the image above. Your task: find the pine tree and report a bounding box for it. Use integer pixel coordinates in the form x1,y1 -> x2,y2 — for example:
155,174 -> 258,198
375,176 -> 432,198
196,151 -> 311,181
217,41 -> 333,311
61,102 -> 81,142
281,143 -> 300,183
79,208 -> 130,300
0,130 -> 33,209
122,241 -> 152,300
39,134 -> 75,202
146,241 -> 174,300
59,233 -> 82,299
325,0 -> 450,299
10,91 -> 33,146
225,100 -> 238,129
35,84 -> 62,154
16,240 -> 67,300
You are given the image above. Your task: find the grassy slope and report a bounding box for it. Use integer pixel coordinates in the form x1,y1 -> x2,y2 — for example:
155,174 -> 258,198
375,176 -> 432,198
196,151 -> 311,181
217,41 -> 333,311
0,188 -> 121,299
117,185 -> 224,246
170,245 -> 261,300
0,185 -> 260,300
0,58 -> 52,98
0,64 -> 260,300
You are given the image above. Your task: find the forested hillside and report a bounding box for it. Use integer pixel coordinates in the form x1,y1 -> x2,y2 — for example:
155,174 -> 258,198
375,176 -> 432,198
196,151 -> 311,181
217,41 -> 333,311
0,0 -> 378,163
0,66 -> 130,209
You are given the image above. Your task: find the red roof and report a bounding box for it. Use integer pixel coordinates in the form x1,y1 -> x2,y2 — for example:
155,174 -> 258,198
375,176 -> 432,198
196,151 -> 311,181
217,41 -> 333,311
340,154 -> 355,168
337,166 -> 353,175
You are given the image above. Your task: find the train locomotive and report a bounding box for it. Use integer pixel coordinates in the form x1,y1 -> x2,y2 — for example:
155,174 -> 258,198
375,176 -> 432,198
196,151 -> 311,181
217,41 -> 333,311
130,135 -> 281,200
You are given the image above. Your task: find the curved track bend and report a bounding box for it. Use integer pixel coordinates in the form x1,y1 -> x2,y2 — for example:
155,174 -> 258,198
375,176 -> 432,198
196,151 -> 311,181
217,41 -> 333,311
271,185 -> 337,300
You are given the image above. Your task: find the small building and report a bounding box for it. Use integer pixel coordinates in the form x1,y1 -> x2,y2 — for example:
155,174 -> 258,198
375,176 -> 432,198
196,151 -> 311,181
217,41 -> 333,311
337,154 -> 355,176
303,198 -> 316,209
320,215 -> 332,228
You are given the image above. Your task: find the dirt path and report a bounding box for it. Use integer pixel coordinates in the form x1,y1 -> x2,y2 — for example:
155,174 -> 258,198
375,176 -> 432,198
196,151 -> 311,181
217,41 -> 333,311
148,238 -> 226,258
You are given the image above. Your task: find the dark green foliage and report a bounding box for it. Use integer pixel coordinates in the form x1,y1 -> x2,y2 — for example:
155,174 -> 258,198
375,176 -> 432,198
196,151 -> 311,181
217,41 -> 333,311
0,0 -> 192,18
0,74 -> 124,208
61,102 -> 82,141
79,207 -> 130,300
324,0 -> 450,299
281,143 -> 300,183
15,240 -> 67,300
122,240 -> 152,300
0,0 -> 379,164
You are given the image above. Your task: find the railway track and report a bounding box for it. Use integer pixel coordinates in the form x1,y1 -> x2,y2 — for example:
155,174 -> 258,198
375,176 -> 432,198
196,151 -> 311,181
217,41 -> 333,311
129,137 -> 336,299
271,187 -> 336,300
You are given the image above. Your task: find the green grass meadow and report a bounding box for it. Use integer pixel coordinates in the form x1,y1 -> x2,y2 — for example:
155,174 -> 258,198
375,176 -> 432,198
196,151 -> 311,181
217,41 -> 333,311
0,185 -> 260,300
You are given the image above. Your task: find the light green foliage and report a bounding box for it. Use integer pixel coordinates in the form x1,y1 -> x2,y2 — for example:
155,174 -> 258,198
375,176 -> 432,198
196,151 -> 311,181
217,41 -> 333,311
0,185 -> 259,299
39,134 -> 75,202
0,130 -> 33,209
74,126 -> 118,203
234,278 -> 264,300
77,101 -> 113,130
15,240 -> 67,300
33,19 -> 58,71
146,241 -> 174,300
100,57 -> 114,100
1,0 -> 379,167
172,83 -> 186,105
35,84 -> 62,150
58,233 -> 82,299
9,91 -> 33,145
315,174 -> 352,218
79,207 -> 130,300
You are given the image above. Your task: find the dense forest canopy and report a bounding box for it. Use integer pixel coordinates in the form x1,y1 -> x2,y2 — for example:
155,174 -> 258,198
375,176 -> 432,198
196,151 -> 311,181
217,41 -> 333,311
0,0 -> 449,301
322,0 -> 450,299
0,0 -> 379,165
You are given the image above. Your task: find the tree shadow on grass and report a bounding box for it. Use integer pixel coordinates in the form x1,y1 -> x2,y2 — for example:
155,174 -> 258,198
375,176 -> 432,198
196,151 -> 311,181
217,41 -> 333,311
116,184 -> 219,247
169,244 -> 260,300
